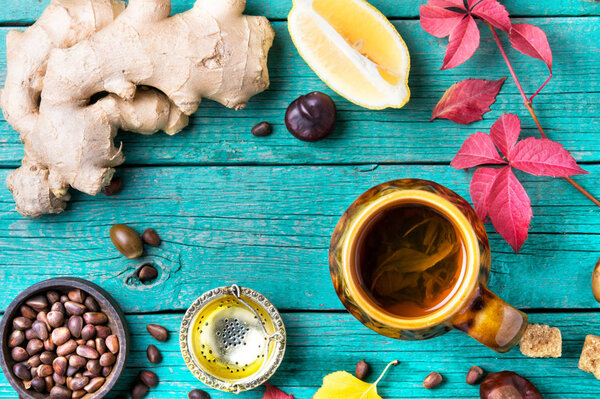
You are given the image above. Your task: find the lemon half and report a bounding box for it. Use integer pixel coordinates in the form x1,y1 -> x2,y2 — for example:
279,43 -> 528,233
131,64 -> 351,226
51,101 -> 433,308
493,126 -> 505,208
288,0 -> 411,109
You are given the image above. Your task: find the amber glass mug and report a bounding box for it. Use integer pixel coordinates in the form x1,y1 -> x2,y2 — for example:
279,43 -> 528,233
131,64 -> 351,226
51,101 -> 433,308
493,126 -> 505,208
329,179 -> 528,352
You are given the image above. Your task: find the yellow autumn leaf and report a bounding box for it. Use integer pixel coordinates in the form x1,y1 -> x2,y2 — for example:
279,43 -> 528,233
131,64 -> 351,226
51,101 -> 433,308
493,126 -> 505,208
313,360 -> 398,399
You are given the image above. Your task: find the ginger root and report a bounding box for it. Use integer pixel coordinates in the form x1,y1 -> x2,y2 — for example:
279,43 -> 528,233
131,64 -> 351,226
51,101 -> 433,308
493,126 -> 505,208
1,0 -> 274,217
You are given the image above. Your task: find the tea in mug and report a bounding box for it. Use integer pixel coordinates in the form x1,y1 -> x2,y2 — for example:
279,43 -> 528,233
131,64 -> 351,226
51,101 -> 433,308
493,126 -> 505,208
354,202 -> 467,318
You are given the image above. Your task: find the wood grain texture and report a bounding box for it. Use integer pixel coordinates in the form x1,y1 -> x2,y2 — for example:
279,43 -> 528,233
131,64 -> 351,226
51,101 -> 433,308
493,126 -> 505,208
1,312 -> 599,398
1,0 -> 600,22
0,17 -> 599,166
1,165 -> 598,312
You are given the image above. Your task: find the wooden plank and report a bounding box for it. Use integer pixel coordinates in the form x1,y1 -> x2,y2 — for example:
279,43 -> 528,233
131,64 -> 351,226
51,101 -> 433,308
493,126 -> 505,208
1,0 -> 600,23
1,165 -> 598,312
1,311 -> 598,398
1,17 -> 600,166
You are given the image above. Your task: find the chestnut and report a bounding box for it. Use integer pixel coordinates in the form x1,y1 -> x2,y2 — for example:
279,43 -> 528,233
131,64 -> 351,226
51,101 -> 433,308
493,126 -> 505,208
285,91 -> 336,142
480,371 -> 542,399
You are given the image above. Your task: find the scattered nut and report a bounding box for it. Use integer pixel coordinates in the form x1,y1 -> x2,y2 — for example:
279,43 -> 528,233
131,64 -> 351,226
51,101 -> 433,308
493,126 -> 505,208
189,388 -> 211,399
466,366 -> 485,385
423,371 -> 443,389
102,176 -> 123,196
146,324 -> 169,342
138,264 -> 158,283
139,370 -> 159,388
251,121 -> 273,137
355,360 -> 369,380
480,371 -> 542,399
147,344 -> 162,364
110,223 -> 143,259
142,228 -> 161,247
285,91 -> 336,142
131,381 -> 149,399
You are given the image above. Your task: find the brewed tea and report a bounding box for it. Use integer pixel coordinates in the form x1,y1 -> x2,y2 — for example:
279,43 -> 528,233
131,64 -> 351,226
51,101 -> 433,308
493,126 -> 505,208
354,203 -> 466,318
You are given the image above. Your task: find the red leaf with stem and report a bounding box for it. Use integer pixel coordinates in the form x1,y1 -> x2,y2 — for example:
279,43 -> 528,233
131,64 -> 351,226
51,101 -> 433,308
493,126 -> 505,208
509,23 -> 553,72
489,113 -> 521,157
420,5 -> 466,38
451,131 -> 506,169
488,166 -> 532,252
470,0 -> 511,32
431,77 -> 506,124
470,167 -> 502,220
442,15 -> 480,70
264,383 -> 295,399
509,137 -> 589,177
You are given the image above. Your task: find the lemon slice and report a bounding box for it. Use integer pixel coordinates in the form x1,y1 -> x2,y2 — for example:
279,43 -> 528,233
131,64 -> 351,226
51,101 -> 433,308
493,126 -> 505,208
288,0 -> 410,109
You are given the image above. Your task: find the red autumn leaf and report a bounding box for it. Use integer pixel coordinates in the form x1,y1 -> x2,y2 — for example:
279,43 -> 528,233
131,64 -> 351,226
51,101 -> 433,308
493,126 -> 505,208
489,113 -> 521,157
509,23 -> 553,72
451,131 -> 506,169
431,77 -> 506,124
420,5 -> 466,38
429,0 -> 467,9
442,15 -> 480,70
470,167 -> 502,220
264,383 -> 295,399
470,0 -> 511,32
509,137 -> 589,177
488,166 -> 532,252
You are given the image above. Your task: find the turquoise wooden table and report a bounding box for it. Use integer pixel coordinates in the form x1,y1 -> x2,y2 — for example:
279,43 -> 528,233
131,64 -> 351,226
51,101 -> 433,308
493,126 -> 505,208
1,0 -> 600,397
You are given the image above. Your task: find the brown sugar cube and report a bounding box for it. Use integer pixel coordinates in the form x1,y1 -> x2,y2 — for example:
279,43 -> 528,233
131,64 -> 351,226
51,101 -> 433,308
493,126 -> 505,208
519,324 -> 562,358
579,335 -> 600,379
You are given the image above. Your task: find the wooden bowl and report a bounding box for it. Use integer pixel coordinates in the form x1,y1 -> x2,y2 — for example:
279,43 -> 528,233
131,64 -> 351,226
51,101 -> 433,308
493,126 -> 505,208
0,278 -> 129,399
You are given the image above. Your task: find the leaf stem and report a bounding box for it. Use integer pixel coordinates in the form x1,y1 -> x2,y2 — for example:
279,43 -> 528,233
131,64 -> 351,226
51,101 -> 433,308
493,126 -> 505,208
529,74 -> 553,103
487,23 -> 600,208
358,360 -> 399,399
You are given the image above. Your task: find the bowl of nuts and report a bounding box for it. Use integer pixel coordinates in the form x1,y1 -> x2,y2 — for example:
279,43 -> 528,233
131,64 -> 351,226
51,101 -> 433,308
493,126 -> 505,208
0,278 -> 129,399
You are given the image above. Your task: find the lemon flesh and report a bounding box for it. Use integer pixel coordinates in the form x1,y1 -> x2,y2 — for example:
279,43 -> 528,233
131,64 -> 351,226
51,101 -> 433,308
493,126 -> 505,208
288,0 -> 411,109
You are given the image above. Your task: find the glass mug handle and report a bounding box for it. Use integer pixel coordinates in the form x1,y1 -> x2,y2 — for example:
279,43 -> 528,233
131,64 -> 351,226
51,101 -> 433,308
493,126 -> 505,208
451,284 -> 529,353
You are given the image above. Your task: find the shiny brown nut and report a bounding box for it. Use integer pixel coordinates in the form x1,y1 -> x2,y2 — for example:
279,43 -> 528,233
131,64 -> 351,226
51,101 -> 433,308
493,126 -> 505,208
131,381 -> 149,399
40,351 -> 57,365
46,290 -> 61,304
102,366 -> 112,377
480,371 -> 542,399
84,376 -> 105,393
38,364 -> 54,378
33,320 -> 49,340
49,385 -> 71,399
69,376 -> 89,391
20,304 -> 37,319
11,346 -> 29,362
106,335 -> 119,354
188,389 -> 211,399
146,324 -> 169,342
84,297 -> 100,312
83,312 -> 107,325
110,224 -> 143,259
76,345 -> 99,360
423,371 -> 443,389
96,338 -> 107,355
53,356 -> 68,376
593,258 -> 600,303
86,339 -> 96,348
102,176 -> 123,196
142,228 -> 161,247
64,302 -> 86,316
13,316 -> 33,330
37,311 -> 52,330
26,295 -> 49,311
139,370 -> 159,388
32,376 -> 46,393
86,360 -> 102,376
285,91 -> 337,142
53,372 -> 67,386
25,328 -> 36,340
60,295 -> 68,303
51,302 -> 66,314
72,389 -> 87,399
28,354 -> 42,368
81,325 -> 96,341
67,365 -> 78,377
95,325 -> 111,339
45,375 -> 54,392
82,370 -> 96,379
69,355 -> 87,369
251,121 -> 273,137
8,330 -> 25,348
68,316 -> 83,338
99,352 -> 116,367
44,337 -> 56,351
76,339 -> 86,346
67,289 -> 86,304
47,311 -> 65,328
355,360 -> 369,380
138,264 -> 158,283
52,327 -> 72,346
27,338 -> 45,356
147,344 -> 162,364
467,366 -> 485,385
14,362 -> 31,380
56,339 -> 77,357
31,365 -> 39,378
